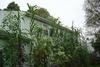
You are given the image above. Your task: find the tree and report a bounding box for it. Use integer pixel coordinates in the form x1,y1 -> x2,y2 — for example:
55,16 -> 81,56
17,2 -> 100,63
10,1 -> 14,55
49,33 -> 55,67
85,0 -> 100,27
26,5 -> 60,25
85,0 -> 100,50
35,7 -> 50,18
27,5 -> 50,18
92,30 -> 100,52
4,2 -> 20,11
85,0 -> 100,64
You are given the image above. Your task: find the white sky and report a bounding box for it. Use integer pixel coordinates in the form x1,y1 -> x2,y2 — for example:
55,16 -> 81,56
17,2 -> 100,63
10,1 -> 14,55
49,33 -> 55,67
0,0 -> 85,28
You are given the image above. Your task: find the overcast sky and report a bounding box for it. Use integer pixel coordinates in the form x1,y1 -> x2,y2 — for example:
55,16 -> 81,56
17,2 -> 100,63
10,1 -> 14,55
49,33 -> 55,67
0,0 -> 85,28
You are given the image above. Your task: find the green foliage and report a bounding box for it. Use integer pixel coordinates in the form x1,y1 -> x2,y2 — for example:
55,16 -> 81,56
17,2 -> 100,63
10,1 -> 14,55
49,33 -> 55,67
0,4 -> 90,67
27,4 -> 50,18
26,4 -> 59,25
4,2 -> 20,11
35,8 -> 50,18
1,11 -> 24,67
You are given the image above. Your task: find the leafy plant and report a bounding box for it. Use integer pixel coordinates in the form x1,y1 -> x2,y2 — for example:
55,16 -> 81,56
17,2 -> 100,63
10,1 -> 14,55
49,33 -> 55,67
0,4 -> 90,67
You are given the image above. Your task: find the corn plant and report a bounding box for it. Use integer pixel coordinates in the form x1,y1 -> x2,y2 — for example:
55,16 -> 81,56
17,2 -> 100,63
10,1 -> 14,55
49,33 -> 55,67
27,4 -> 52,67
1,4 -> 91,67
1,11 -> 24,67
26,4 -> 90,67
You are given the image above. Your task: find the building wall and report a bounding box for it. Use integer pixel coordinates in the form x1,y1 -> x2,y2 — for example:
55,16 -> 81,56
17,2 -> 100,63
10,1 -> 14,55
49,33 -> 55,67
0,11 -> 52,34
0,11 -> 53,55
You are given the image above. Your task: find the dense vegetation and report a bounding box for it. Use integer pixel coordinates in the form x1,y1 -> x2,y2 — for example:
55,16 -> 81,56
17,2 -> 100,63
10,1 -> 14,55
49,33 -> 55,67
85,0 -> 100,66
0,0 -> 100,67
0,3 -> 91,67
